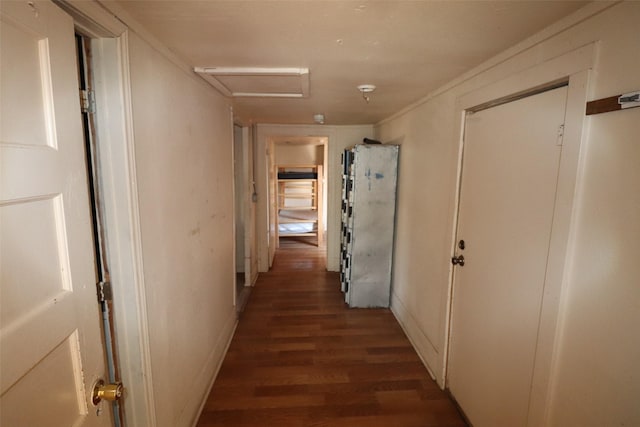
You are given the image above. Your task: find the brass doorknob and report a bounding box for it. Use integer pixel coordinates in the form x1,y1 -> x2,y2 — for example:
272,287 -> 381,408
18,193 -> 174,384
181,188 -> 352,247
92,379 -> 123,405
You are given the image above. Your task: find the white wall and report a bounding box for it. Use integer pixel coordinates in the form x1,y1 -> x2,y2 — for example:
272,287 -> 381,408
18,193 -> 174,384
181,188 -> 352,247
276,143 -> 323,166
127,32 -> 236,427
375,2 -> 640,425
255,124 -> 373,271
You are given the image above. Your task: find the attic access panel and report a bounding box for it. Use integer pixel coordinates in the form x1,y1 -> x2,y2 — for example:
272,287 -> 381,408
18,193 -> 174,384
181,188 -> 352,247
194,67 -> 309,98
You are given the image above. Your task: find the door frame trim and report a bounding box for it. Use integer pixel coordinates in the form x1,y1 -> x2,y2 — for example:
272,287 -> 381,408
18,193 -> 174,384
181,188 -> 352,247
53,1 -> 157,425
445,43 -> 595,426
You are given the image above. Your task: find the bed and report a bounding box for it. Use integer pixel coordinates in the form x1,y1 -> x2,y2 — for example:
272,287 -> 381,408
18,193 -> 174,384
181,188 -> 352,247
276,165 -> 323,246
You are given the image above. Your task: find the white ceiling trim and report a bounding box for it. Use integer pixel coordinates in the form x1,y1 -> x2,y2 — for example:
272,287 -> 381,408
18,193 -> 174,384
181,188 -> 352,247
194,67 -> 310,99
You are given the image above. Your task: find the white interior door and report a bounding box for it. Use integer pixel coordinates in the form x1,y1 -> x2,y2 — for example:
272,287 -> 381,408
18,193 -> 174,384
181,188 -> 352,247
1,1 -> 111,425
447,86 -> 568,426
267,140 -> 277,262
233,125 -> 245,276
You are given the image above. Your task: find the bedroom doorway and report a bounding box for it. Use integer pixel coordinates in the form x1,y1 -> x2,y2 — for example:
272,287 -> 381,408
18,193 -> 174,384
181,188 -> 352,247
270,137 -> 328,252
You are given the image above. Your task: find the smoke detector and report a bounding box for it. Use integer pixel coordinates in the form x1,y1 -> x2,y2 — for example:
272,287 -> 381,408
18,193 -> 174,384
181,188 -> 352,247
357,84 -> 376,103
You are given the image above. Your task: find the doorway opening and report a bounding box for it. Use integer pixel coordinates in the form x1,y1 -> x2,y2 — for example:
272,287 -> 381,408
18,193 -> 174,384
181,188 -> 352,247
233,124 -> 251,312
75,32 -> 124,426
269,136 -> 328,253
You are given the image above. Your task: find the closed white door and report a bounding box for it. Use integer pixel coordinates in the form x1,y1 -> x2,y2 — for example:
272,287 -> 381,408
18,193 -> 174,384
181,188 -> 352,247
1,1 -> 111,425
447,86 -> 568,426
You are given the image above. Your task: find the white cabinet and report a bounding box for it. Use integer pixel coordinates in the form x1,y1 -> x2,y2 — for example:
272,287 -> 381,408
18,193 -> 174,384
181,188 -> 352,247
340,144 -> 399,308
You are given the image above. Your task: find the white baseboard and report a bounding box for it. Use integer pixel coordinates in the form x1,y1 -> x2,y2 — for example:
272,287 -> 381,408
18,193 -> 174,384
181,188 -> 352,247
181,309 -> 238,427
390,291 -> 444,388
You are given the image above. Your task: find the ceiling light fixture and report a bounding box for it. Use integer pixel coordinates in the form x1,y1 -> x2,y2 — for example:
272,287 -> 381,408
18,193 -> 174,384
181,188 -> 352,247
357,84 -> 376,104
313,114 -> 325,124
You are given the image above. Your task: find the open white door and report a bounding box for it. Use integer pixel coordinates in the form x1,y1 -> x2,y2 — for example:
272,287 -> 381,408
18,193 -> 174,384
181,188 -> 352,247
267,139 -> 277,265
1,1 -> 112,425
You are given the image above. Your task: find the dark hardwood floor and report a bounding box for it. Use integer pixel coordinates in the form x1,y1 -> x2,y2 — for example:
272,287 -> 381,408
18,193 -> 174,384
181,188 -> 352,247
197,238 -> 467,427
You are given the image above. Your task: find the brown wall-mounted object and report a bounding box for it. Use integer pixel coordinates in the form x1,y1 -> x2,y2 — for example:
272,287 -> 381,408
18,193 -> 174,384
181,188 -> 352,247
586,91 -> 640,115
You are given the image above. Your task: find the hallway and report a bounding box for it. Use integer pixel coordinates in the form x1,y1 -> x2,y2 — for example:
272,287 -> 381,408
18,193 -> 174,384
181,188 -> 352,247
196,239 -> 467,426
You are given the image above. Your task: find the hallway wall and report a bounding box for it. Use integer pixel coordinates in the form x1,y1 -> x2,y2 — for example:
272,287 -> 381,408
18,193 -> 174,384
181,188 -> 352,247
375,2 -> 640,425
127,32 -> 236,427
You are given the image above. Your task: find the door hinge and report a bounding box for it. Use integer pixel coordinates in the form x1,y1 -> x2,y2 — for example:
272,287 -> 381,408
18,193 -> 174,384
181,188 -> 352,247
97,280 -> 112,302
80,89 -> 96,114
556,124 -> 565,146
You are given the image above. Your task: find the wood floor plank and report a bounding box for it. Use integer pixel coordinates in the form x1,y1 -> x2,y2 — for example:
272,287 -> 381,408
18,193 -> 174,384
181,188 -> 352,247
196,241 -> 467,426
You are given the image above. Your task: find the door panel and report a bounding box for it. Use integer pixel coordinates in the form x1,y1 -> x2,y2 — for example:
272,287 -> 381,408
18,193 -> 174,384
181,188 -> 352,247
448,87 -> 568,427
1,332 -> 86,426
0,5 -> 52,147
1,1 -> 111,425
